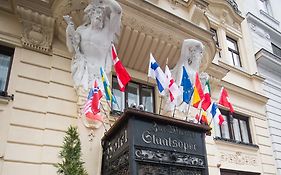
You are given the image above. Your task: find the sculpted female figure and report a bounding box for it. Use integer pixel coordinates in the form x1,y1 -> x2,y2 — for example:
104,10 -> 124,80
64,0 -> 122,90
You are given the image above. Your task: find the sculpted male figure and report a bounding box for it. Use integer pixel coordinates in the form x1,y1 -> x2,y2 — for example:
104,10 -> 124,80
64,0 -> 122,90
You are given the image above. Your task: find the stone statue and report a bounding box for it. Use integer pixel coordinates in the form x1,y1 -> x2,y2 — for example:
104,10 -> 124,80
166,39 -> 209,113
172,39 -> 205,85
64,0 -> 122,90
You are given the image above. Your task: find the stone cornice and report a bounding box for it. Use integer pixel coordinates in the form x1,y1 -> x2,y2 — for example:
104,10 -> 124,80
256,48 -> 281,75
247,12 -> 281,40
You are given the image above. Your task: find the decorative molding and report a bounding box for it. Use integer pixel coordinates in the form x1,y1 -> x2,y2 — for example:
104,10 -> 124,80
138,163 -> 203,175
249,23 -> 271,40
17,6 -> 55,54
220,152 -> 258,166
135,147 -> 205,167
225,0 -> 241,15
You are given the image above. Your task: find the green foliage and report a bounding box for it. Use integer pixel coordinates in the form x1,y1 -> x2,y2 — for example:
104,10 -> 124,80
55,126 -> 88,175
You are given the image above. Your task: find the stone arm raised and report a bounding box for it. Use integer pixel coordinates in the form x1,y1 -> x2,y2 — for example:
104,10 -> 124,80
105,0 -> 122,40
63,15 -> 80,54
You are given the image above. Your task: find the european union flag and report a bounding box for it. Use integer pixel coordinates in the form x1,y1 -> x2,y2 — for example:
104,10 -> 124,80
181,66 -> 194,103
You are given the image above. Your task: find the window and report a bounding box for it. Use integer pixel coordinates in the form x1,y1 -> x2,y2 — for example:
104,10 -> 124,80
258,0 -> 272,16
210,28 -> 221,57
221,169 -> 260,175
215,109 -> 252,144
272,43 -> 281,58
112,76 -> 155,113
0,45 -> 14,96
226,37 -> 242,67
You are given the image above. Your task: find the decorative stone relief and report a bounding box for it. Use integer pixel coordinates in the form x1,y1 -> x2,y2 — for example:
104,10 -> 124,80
17,6 -> 55,54
225,0 -> 241,15
220,152 -> 258,166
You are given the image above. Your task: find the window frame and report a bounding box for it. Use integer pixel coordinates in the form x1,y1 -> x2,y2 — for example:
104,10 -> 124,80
111,76 -> 155,114
271,43 -> 281,58
226,36 -> 242,67
0,45 -> 14,96
216,109 -> 252,144
221,169 -> 260,175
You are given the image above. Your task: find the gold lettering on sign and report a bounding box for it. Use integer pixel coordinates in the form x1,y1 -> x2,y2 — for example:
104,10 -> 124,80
142,130 -> 197,152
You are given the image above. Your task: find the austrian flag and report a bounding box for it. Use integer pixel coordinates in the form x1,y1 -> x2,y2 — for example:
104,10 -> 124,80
111,44 -> 131,91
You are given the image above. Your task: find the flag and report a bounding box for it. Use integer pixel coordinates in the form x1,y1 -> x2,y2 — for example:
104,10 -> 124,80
210,102 -> 224,125
91,80 -> 103,114
201,80 -> 212,111
83,81 -> 103,121
100,67 -> 116,104
195,111 -> 209,125
112,44 -> 131,92
218,87 -> 234,113
165,65 -> 180,102
181,66 -> 194,103
148,53 -> 168,95
192,72 -> 204,108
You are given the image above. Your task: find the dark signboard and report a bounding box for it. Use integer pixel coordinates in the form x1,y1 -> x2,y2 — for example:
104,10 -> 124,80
102,109 -> 210,175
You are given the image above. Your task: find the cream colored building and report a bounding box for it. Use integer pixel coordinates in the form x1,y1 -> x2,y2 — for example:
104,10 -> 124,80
0,0 -> 277,175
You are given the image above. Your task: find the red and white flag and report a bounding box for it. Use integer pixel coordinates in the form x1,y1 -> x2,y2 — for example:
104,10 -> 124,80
83,80 -> 103,121
91,80 -> 103,114
111,44 -> 131,92
165,65 -> 180,103
218,87 -> 234,113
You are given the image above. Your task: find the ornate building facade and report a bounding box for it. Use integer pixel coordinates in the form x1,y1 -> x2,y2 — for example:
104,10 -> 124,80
0,0 -> 277,175
242,0 -> 281,174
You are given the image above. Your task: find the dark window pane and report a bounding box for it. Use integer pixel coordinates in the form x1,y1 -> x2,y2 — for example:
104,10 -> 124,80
272,43 -> 281,58
217,109 -> 252,144
112,77 -> 155,113
127,82 -> 139,107
227,37 -> 241,67
0,46 -> 13,93
240,120 -> 250,143
221,115 -> 230,139
141,86 -> 153,112
233,53 -> 242,67
227,38 -> 237,51
233,118 -> 241,141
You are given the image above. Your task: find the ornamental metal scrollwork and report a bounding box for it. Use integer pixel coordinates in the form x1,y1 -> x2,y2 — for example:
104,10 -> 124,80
135,148 -> 204,167
106,151 -> 129,175
138,164 -> 202,175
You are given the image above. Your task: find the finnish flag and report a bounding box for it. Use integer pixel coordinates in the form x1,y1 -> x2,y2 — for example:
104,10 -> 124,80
148,53 -> 168,95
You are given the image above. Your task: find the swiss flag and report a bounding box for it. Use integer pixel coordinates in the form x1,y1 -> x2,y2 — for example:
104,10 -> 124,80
218,87 -> 234,113
112,44 -> 131,91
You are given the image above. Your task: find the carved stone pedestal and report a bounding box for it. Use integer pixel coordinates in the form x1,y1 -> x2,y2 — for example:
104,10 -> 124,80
101,109 -> 211,175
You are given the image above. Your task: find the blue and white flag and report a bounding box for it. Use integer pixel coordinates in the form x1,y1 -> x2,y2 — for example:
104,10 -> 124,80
148,53 -> 168,95
181,66 -> 194,104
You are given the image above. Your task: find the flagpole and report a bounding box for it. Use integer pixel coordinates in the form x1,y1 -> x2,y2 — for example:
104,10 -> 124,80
100,102 -> 115,125
172,105 -> 176,118
159,95 -> 163,115
185,103 -> 191,121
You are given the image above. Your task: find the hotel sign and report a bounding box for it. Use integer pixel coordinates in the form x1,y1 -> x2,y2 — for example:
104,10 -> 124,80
102,109 -> 210,175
